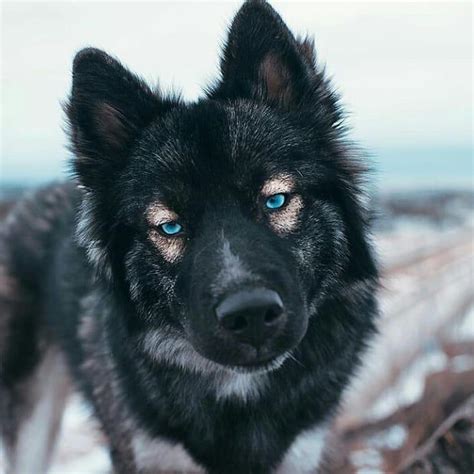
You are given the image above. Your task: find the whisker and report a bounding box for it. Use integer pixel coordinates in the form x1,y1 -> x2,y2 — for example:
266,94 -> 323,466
287,352 -> 306,369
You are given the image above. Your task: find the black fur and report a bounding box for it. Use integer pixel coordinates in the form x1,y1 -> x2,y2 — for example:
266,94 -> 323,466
0,1 -> 378,473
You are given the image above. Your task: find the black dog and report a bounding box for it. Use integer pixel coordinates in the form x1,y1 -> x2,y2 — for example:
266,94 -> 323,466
0,1 -> 378,472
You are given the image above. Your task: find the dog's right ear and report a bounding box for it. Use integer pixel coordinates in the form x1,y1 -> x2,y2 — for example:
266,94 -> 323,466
66,48 -> 162,190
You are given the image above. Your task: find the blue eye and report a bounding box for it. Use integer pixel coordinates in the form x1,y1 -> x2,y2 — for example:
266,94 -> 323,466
265,193 -> 286,210
160,221 -> 183,236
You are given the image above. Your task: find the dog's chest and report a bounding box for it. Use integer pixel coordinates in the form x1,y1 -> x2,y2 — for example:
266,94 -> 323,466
131,424 -> 328,473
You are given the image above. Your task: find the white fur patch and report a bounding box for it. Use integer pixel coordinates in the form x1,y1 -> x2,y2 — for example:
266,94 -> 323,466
140,328 -> 220,374
11,350 -> 69,474
214,372 -> 265,401
212,352 -> 290,400
212,238 -> 253,295
132,431 -> 204,473
276,425 -> 328,473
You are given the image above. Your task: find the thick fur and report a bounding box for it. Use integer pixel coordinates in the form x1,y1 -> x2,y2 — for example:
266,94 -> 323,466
0,1 -> 378,473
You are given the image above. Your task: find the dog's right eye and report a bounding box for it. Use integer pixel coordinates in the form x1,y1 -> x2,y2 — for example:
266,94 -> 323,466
159,221 -> 183,236
265,193 -> 287,210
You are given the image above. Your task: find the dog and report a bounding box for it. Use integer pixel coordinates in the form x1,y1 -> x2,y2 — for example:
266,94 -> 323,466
0,1 -> 379,472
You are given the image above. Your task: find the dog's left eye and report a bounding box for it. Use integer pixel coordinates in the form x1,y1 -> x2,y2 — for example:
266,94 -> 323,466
160,221 -> 183,236
265,193 -> 286,210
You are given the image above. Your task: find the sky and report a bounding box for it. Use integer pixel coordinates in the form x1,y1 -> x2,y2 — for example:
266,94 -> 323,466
1,1 -> 472,189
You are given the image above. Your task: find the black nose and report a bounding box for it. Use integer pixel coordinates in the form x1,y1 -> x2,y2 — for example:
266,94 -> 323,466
215,288 -> 286,348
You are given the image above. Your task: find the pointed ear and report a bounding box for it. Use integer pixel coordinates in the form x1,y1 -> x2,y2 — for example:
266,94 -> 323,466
66,48 -> 163,189
211,1 -> 316,108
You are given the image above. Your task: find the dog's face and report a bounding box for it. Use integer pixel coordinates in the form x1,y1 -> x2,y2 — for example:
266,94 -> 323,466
121,103 -> 316,371
67,2 -> 372,373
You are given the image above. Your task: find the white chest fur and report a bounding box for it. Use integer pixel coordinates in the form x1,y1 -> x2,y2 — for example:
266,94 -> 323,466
276,424 -> 328,473
132,432 -> 204,473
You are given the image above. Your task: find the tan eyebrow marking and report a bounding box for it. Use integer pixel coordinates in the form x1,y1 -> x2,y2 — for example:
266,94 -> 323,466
261,173 -> 296,196
146,202 -> 179,227
146,201 -> 185,263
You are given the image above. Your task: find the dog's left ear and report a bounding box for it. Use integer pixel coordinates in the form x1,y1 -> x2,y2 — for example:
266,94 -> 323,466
211,0 -> 316,109
66,48 -> 165,191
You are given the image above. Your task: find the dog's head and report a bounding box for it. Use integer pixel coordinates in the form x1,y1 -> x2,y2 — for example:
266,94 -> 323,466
67,1 -> 376,374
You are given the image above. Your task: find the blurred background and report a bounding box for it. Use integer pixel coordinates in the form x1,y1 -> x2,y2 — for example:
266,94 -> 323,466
1,1 -> 473,472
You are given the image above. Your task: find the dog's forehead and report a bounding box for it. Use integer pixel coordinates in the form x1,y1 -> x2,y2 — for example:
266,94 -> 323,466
145,102 -> 298,181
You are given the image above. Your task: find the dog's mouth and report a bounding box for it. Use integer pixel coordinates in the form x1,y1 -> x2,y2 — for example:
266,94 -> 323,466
138,327 -> 292,376
224,352 -> 290,374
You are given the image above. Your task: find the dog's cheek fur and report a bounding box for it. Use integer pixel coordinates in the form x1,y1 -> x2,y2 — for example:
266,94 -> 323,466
148,231 -> 186,264
124,241 -> 179,320
288,198 -> 349,307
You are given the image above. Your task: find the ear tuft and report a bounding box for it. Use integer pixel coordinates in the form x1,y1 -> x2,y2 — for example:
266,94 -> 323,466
296,36 -> 317,71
